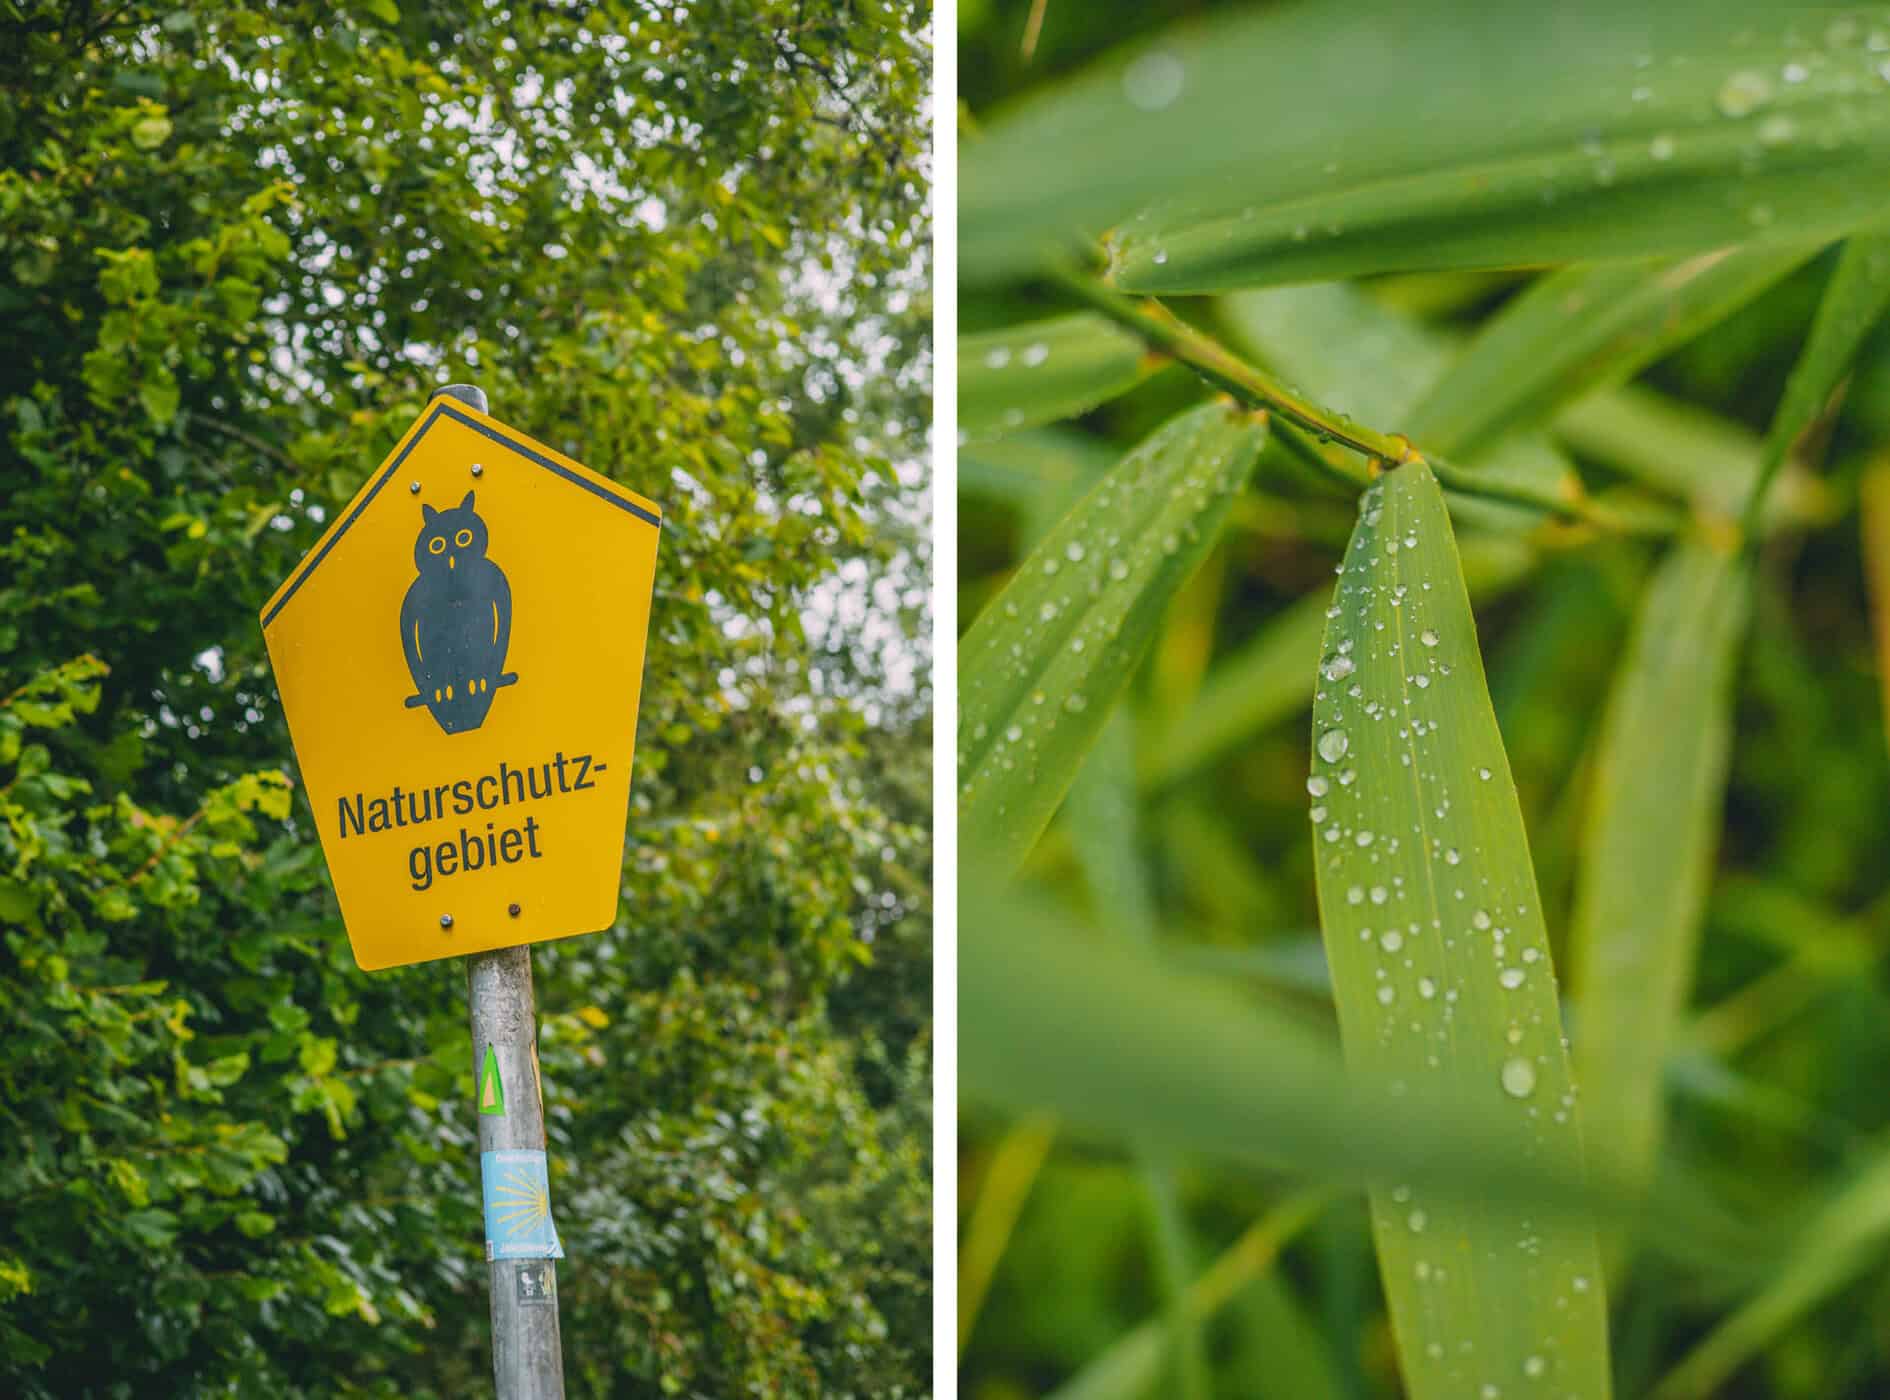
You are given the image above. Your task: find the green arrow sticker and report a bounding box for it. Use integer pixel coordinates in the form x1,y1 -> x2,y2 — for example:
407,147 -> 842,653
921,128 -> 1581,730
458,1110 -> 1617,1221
478,1044 -> 506,1116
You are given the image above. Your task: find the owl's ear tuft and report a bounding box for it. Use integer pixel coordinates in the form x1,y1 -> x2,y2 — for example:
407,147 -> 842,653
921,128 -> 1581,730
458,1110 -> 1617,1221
421,502 -> 438,522
459,489 -> 476,511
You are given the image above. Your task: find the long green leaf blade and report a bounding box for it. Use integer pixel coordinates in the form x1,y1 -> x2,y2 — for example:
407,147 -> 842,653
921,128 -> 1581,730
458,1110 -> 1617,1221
1568,539 -> 1750,1222
959,402 -> 1267,866
960,314 -> 1157,440
1066,714 -> 1208,1400
1410,248 -> 1815,460
1309,461 -> 1610,1398
1652,1145 -> 1890,1400
1743,234 -> 1890,524
1043,1193 -> 1333,1400
963,0 -> 1890,287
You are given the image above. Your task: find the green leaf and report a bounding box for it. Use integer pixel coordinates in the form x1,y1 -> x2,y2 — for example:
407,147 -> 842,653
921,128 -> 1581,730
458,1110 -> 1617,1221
1568,538 -> 1749,1217
959,401 -> 1268,867
959,864 -> 1757,1283
1043,1192 -> 1332,1400
964,0 -> 1890,287
1308,461 -> 1610,1398
1743,234 -> 1890,525
960,314 -> 1155,439
1065,713 -> 1207,1400
1554,383 -> 1767,517
130,115 -> 173,152
1652,1144 -> 1890,1400
1410,247 -> 1815,461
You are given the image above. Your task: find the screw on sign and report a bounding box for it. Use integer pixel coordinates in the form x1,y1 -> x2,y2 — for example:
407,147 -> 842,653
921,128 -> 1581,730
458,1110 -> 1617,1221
259,386 -> 661,1398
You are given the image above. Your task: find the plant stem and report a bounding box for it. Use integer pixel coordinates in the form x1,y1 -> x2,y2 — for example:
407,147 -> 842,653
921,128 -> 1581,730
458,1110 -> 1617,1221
1055,267 -> 1403,466
1054,266 -> 1672,534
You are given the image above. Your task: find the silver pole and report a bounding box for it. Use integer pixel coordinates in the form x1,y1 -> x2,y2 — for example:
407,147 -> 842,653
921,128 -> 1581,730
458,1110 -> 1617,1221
431,383 -> 567,1400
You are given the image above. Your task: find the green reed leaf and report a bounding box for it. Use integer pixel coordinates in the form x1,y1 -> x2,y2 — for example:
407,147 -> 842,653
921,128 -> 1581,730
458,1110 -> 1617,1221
963,0 -> 1890,288
1067,712 -> 1208,1400
960,314 -> 1158,440
1652,1144 -> 1890,1400
1568,538 -> 1750,1224
1308,461 -> 1611,1398
1043,1192 -> 1333,1400
959,402 -> 1267,867
1742,234 -> 1890,527
1411,248 -> 1815,460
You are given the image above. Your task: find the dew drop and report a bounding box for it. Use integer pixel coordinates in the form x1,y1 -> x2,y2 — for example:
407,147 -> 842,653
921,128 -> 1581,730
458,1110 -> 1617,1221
1370,885 -> 1389,906
1523,1356 -> 1546,1379
1065,541 -> 1087,562
1500,968 -> 1526,990
1377,984 -> 1396,1006
1122,50 -> 1186,111
1355,830 -> 1375,848
983,347 -> 1012,369
1420,629 -> 1439,647
1472,909 -> 1492,931
1379,928 -> 1403,953
1407,1208 -> 1427,1233
1317,728 -> 1350,762
1757,113 -> 1795,146
1022,342 -> 1051,367
1322,653 -> 1357,681
1418,977 -> 1437,1000
1108,559 -> 1130,581
1649,132 -> 1676,161
1307,775 -> 1330,798
1347,885 -> 1365,906
1502,1057 -> 1537,1098
1477,766 -> 1493,781
1716,68 -> 1773,117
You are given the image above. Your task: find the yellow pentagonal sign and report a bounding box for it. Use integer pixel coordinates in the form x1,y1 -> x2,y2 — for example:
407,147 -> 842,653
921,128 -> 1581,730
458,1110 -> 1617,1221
260,397 -> 661,970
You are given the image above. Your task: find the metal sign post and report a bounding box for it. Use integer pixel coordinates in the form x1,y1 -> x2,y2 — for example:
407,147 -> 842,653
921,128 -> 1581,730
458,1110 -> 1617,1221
260,377 -> 662,1398
434,385 -> 564,1400
468,943 -> 564,1398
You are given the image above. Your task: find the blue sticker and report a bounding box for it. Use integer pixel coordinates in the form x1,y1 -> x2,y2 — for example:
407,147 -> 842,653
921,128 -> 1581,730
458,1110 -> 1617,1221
480,1149 -> 565,1260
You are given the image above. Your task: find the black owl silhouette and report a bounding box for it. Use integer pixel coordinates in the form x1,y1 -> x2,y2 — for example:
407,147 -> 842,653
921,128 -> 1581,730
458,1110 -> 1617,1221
399,490 -> 516,734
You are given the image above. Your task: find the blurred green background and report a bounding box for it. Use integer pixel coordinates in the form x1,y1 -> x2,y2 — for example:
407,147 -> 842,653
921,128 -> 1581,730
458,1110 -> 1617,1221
958,3 -> 1890,1397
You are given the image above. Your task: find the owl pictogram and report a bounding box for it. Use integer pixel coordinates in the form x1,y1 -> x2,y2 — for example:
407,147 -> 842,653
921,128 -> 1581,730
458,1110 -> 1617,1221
399,490 -> 516,734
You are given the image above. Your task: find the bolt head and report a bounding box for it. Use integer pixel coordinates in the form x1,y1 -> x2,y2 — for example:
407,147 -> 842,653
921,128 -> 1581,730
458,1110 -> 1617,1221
409,481 -> 421,494
471,463 -> 484,477
439,914 -> 454,929
507,902 -> 522,917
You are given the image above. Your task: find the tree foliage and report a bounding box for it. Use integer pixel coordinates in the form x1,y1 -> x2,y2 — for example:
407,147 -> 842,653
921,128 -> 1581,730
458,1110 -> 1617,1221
0,2 -> 931,1394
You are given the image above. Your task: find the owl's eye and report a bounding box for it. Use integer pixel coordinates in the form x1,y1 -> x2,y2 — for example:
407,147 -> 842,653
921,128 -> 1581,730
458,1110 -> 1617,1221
455,528 -> 474,547
428,536 -> 446,554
